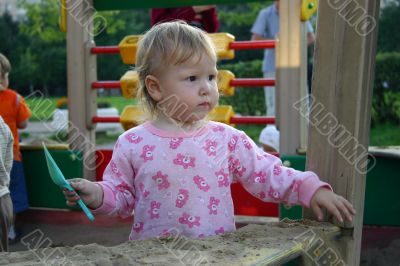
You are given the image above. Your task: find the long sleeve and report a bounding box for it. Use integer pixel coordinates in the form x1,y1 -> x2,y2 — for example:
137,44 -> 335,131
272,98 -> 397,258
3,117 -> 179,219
93,137 -> 136,218
0,120 -> 13,198
229,131 -> 331,208
4,132 -> 13,178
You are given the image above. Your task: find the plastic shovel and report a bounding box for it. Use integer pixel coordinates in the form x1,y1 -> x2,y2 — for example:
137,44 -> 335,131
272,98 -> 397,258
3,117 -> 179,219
42,143 -> 95,221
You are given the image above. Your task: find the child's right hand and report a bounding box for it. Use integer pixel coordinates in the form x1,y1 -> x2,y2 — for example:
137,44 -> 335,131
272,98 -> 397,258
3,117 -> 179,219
63,178 -> 103,210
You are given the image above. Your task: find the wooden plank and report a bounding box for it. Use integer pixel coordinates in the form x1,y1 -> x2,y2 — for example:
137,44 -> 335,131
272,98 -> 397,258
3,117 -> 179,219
299,23 -> 309,152
276,0 -> 305,155
66,0 -> 97,181
302,0 -> 380,265
0,221 -> 340,265
93,0 -> 271,11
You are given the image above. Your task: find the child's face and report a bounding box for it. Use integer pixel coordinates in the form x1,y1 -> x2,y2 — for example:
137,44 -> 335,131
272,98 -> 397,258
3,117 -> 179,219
0,73 -> 8,91
155,55 -> 219,123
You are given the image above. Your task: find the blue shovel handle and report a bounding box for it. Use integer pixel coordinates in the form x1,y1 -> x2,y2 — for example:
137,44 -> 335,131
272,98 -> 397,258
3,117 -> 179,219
77,199 -> 95,221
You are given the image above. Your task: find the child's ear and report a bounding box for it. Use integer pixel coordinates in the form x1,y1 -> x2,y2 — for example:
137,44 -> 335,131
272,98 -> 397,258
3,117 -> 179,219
145,75 -> 163,102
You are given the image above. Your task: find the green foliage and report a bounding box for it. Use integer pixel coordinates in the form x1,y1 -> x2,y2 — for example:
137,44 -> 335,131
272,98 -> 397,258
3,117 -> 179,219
377,3 -> 400,53
218,2 -> 272,63
0,1 -> 270,96
19,0 -> 65,43
95,9 -> 150,81
372,52 -> 400,124
0,12 -> 29,93
0,0 -> 151,95
218,60 -> 266,115
6,0 -> 67,95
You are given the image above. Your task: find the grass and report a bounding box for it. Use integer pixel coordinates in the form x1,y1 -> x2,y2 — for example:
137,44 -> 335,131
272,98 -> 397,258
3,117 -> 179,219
237,123 -> 400,147
26,96 -> 136,121
236,124 -> 265,143
370,123 -> 400,146
25,97 -> 58,121
235,123 -> 400,147
46,131 -> 121,146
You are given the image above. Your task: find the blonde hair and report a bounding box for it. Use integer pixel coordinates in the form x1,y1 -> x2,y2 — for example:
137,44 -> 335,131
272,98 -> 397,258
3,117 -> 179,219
0,53 -> 11,79
136,21 -> 217,120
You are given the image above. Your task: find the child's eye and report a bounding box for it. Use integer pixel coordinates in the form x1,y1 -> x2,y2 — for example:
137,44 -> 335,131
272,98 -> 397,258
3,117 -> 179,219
208,75 -> 216,81
187,76 -> 196,82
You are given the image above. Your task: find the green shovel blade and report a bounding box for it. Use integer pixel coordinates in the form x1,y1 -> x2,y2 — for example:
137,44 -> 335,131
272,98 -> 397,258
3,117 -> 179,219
42,143 -> 94,221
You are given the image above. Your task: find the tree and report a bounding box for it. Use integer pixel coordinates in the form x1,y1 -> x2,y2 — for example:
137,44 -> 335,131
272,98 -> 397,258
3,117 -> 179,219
95,9 -> 150,84
218,2 -> 271,63
0,12 -> 29,93
1,0 -> 269,96
378,3 -> 400,52
17,0 -> 66,96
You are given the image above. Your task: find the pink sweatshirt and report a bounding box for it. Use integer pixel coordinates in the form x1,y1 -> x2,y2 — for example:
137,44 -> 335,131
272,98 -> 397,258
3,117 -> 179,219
94,121 -> 329,240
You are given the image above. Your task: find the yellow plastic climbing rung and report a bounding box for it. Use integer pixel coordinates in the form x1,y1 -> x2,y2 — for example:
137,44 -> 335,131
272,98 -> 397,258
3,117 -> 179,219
120,105 -> 144,130
119,35 -> 141,65
118,33 -> 235,65
217,70 -> 235,96
120,71 -> 139,99
208,105 -> 235,125
208,32 -> 235,60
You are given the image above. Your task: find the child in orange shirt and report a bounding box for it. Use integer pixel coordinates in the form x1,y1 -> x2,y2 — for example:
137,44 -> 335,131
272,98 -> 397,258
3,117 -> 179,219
0,53 -> 31,244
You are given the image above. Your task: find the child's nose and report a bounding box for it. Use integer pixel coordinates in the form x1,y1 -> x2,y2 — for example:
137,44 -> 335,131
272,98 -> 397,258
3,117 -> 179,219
199,80 -> 212,95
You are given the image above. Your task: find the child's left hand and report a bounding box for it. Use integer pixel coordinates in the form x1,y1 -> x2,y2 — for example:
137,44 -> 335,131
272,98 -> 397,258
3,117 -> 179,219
310,188 -> 356,223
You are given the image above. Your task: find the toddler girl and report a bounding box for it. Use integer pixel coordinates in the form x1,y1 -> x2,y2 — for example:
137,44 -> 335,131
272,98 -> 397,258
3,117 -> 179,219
64,21 -> 355,240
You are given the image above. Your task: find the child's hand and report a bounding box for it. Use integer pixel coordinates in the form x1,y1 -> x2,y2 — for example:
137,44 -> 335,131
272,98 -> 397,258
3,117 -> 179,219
310,188 -> 356,223
63,178 -> 103,210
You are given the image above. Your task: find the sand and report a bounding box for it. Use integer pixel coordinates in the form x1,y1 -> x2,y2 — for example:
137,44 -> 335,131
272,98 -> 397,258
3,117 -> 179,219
2,217 -> 400,265
1,220 -> 340,266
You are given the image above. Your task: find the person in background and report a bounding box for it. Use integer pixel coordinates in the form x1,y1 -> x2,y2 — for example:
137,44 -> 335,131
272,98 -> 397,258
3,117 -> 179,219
0,53 -> 31,244
0,116 -> 13,252
250,0 -> 315,152
259,125 -> 280,153
151,6 -> 219,33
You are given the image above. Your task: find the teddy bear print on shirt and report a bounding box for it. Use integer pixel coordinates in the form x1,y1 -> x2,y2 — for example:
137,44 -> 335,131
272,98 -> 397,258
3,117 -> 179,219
140,145 -> 155,162
148,201 -> 161,219
169,138 -> 183,149
152,171 -> 170,190
173,153 -> 196,169
179,212 -> 201,228
175,189 -> 189,208
125,132 -> 143,144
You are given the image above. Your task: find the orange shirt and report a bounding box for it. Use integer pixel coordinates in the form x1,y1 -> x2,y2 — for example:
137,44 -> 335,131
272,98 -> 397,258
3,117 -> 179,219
0,89 -> 31,161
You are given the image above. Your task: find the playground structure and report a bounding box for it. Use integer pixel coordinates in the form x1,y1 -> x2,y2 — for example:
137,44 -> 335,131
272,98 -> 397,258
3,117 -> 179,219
67,3 -> 312,178
15,0 -> 384,265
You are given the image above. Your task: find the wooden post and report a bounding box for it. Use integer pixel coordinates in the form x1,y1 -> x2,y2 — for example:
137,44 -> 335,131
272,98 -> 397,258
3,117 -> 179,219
276,0 -> 308,155
66,0 -> 97,181
303,0 -> 380,265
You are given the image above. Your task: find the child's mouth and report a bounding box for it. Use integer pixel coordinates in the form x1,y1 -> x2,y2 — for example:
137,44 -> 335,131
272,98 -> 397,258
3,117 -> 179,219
198,102 -> 210,107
